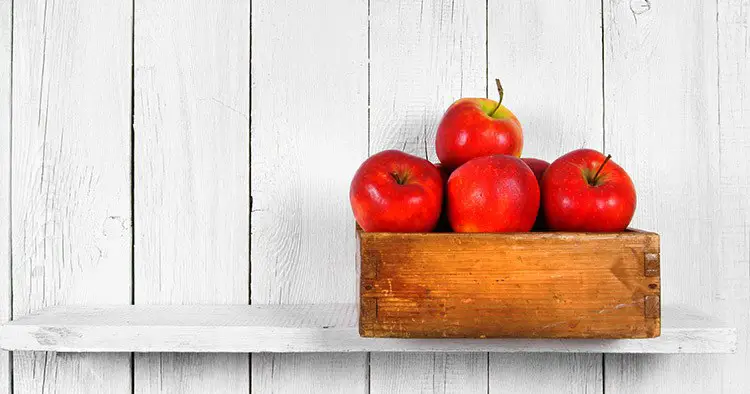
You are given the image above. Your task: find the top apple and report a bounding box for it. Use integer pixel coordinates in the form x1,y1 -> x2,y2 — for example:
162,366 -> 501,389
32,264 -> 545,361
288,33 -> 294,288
435,79 -> 523,168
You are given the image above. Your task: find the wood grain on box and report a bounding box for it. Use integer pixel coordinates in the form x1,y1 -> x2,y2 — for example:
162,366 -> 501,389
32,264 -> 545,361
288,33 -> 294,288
358,228 -> 660,339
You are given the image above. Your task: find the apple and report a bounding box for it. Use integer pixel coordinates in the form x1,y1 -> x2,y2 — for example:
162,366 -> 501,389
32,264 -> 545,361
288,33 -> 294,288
447,155 -> 539,232
521,158 -> 550,230
541,149 -> 636,232
350,150 -> 443,232
435,79 -> 523,169
433,163 -> 453,232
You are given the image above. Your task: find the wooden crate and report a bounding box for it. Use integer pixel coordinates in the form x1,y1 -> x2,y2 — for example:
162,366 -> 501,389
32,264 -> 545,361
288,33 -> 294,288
358,228 -> 660,339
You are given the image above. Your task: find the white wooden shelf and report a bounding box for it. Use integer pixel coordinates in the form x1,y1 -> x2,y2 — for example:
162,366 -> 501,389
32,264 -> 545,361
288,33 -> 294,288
0,304 -> 736,354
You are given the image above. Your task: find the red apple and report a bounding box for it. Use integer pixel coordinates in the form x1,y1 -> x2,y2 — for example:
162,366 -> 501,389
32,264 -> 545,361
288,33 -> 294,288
447,155 -> 539,232
350,150 -> 443,232
541,149 -> 636,232
521,158 -> 550,230
435,79 -> 523,168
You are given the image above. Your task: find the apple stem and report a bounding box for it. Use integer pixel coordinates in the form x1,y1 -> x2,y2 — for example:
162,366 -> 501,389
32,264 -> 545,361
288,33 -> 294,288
390,172 -> 406,185
490,78 -> 504,116
592,154 -> 612,183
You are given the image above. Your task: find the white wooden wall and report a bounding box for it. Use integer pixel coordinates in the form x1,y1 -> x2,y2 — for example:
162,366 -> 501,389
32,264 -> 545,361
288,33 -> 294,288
133,1 -> 250,393
1,0 -> 10,392
0,0 -> 748,393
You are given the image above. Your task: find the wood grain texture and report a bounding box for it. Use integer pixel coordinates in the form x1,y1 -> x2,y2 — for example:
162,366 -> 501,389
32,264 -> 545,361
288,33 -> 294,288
602,0 -> 727,392
487,0 -> 604,161
359,230 -> 660,338
370,353 -> 487,394
250,0 -> 368,392
252,352 -> 367,394
368,0 -> 487,390
486,0 -> 604,391
490,354 -> 602,394
369,0 -> 486,162
0,1 -> 10,392
717,1 -> 750,392
0,304 -> 735,353
10,1 -> 133,393
133,1 -> 250,393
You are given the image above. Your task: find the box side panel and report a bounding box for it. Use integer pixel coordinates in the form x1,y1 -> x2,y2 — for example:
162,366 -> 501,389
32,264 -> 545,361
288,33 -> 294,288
358,232 -> 377,335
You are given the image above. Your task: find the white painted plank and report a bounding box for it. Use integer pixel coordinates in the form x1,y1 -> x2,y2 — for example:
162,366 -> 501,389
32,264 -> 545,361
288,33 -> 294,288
370,353 -> 487,394
10,1 -> 133,393
250,0 -> 369,392
487,0 -> 605,159
369,0 -> 486,162
490,354 -> 602,394
0,0 -> 10,392
487,1 -> 604,392
133,1 -> 250,393
717,0 -> 750,392
602,0 -> 729,392
368,0 -> 487,391
0,304 -> 737,354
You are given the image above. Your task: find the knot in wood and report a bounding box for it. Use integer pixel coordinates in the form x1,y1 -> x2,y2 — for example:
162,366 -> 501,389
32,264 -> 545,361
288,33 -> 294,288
630,0 -> 651,15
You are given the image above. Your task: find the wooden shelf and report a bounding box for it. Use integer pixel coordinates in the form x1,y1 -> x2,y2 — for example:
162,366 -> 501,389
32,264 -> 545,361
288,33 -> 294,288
0,304 -> 736,354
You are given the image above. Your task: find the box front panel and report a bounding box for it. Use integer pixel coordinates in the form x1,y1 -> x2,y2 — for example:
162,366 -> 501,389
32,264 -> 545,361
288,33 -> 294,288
359,232 -> 660,338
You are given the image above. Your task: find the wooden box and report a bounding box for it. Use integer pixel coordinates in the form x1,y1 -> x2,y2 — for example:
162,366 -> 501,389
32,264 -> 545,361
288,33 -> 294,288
357,228 -> 660,339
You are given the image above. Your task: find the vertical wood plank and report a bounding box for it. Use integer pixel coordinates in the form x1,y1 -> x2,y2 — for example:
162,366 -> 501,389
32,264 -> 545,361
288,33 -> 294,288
717,0 -> 750,389
487,0 -> 604,159
0,1 -> 11,392
11,1 -> 133,393
368,0 -> 488,392
250,0 -> 368,392
603,0 -> 727,392
369,0 -> 486,163
371,353 -> 488,394
491,354 -> 602,394
133,1 -> 250,393
487,1 -> 603,392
